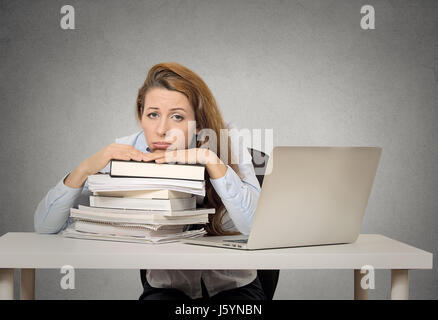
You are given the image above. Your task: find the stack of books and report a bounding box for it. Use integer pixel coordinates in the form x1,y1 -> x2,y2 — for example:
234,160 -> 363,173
60,160 -> 213,244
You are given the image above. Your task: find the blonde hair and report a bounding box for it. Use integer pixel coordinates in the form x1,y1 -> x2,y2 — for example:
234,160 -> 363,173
136,62 -> 241,236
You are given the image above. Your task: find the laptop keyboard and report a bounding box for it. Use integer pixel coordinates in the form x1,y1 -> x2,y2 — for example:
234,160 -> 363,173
223,239 -> 248,243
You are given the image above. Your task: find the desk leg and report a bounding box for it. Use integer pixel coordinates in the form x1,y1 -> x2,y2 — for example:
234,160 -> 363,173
354,269 -> 368,300
20,269 -> 35,300
391,269 -> 409,300
0,268 -> 14,300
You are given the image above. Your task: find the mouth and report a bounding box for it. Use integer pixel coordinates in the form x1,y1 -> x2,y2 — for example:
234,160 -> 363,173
152,142 -> 172,150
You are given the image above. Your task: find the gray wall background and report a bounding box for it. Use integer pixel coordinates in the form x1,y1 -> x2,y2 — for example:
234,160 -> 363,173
1,0 -> 437,299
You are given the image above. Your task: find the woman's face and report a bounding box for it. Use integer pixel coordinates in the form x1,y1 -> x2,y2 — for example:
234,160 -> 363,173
141,87 -> 197,152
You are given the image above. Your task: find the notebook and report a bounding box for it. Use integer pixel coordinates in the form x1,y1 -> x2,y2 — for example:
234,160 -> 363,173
87,174 -> 205,196
89,195 -> 196,211
110,160 -> 205,181
70,206 -> 211,225
93,189 -> 192,199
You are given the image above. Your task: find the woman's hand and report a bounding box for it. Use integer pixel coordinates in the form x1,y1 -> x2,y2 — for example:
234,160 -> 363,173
64,143 -> 148,188
81,143 -> 148,176
142,148 -> 228,179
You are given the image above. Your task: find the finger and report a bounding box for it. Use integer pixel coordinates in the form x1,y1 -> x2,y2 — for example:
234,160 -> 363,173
156,150 -> 178,164
186,149 -> 198,164
142,152 -> 165,162
198,148 -> 218,164
115,145 -> 148,161
129,151 -> 143,161
156,150 -> 196,164
112,152 -> 131,161
112,150 -> 142,162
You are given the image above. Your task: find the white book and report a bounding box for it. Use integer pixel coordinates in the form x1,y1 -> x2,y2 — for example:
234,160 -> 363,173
60,227 -> 206,244
93,189 -> 192,199
87,174 -> 205,196
71,220 -> 188,238
89,195 -> 196,211
70,208 -> 209,225
78,204 -> 215,217
110,160 -> 205,181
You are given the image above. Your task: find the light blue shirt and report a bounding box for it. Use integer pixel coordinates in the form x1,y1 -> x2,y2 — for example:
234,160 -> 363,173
33,129 -> 262,299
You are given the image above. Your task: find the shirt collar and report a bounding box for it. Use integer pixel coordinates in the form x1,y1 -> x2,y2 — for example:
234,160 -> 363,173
134,131 -> 151,153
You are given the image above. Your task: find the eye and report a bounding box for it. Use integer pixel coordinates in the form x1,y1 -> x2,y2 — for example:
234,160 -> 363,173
171,114 -> 184,121
147,112 -> 159,119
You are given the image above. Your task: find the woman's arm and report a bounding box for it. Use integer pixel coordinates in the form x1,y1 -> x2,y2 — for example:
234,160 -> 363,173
34,173 -> 90,234
209,163 -> 261,235
33,142 -> 148,234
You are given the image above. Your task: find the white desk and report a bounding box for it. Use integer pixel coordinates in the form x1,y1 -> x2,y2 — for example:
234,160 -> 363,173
0,232 -> 433,300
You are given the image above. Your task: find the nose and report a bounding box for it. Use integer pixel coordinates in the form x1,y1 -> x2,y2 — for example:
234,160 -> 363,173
156,117 -> 168,137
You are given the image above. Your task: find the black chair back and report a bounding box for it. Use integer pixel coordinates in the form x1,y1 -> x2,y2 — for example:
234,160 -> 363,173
247,148 -> 279,300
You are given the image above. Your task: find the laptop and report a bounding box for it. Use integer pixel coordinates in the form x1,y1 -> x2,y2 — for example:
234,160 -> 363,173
183,146 -> 382,250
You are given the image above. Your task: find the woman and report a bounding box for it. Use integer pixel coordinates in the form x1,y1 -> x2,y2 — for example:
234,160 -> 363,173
34,62 -> 266,300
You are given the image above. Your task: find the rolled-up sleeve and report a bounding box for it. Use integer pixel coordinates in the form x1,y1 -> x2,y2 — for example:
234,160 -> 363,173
209,164 -> 261,235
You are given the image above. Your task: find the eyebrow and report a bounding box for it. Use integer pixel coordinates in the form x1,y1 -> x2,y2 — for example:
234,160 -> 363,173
146,107 -> 187,113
